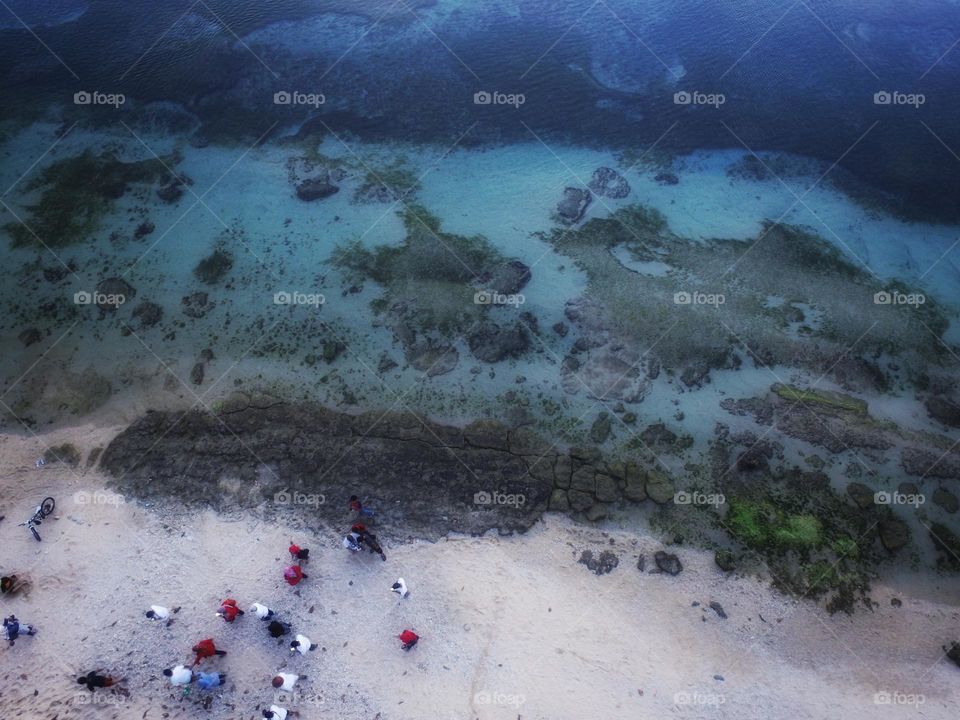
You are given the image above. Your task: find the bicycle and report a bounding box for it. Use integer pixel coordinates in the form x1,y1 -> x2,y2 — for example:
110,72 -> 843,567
18,497 -> 55,542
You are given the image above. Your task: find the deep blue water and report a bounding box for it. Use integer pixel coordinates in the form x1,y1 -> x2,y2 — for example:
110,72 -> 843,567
2,0 -> 960,220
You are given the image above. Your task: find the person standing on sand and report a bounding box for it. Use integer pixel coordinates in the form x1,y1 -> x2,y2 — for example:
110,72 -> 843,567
216,598 -> 244,622
3,615 -> 36,646
76,670 -> 123,692
288,542 -> 309,564
196,671 -> 226,690
162,665 -> 192,686
283,565 -> 306,586
191,638 -> 226,666
398,629 -> 419,651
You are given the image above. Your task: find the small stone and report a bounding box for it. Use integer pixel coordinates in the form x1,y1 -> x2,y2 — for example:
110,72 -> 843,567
709,601 -> 727,619
190,362 -> 205,385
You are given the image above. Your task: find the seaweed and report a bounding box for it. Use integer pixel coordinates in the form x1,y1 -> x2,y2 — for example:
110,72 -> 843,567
4,150 -> 178,248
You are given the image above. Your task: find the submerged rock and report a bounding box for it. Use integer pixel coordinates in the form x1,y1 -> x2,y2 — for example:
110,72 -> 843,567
556,187 -> 591,224
18,327 -> 43,347
846,482 -> 875,510
408,340 -> 459,376
588,167 -> 630,199
590,412 -> 612,444
654,171 -> 679,185
95,277 -> 135,310
181,291 -> 215,318
467,321 -> 529,363
926,396 -> 960,428
933,487 -> 959,514
132,301 -> 163,328
879,519 -> 910,551
296,177 -> 339,201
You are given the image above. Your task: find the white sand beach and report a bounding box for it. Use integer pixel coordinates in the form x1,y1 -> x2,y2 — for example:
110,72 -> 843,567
1,427 -> 958,720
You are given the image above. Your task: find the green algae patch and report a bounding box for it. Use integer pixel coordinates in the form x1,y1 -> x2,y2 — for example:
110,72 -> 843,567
5,150 -> 178,248
332,204 -> 519,338
771,384 -> 868,417
354,158 -> 421,203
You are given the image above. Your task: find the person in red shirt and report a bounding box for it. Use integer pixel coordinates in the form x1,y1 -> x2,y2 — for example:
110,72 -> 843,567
192,638 -> 227,666
398,629 -> 419,651
283,565 -> 307,586
288,542 -> 309,564
216,598 -> 244,622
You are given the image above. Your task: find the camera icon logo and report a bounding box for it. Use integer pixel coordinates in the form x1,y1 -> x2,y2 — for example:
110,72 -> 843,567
74,90 -> 92,105
274,291 -> 292,305
74,290 -> 92,305
873,91 -> 892,105
673,291 -> 692,305
274,90 -> 292,105
474,91 -> 492,105
874,491 -> 892,505
874,291 -> 892,305
474,491 -> 492,505
673,91 -> 692,105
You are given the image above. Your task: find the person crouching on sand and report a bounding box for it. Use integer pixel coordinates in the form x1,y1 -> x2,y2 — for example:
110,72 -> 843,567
77,670 -> 124,692
268,619 -> 291,638
271,671 -> 301,691
216,598 -> 244,622
288,542 -> 309,564
283,565 -> 306,586
3,615 -> 36,646
162,665 -> 192,686
262,705 -> 299,719
290,633 -> 317,655
196,671 -> 226,690
398,629 -> 419,651
192,638 -> 226,666
349,495 -> 375,517
145,605 -> 180,622
1,574 -> 31,597
250,602 -> 275,620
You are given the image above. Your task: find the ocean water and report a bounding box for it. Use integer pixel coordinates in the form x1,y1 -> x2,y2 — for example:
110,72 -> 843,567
2,1 -> 960,543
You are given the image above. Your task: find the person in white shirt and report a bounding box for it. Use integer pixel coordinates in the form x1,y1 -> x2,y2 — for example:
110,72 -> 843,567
391,578 -> 409,598
271,672 -> 300,691
250,602 -> 275,620
162,665 -> 192,686
289,634 -> 317,655
262,705 -> 299,719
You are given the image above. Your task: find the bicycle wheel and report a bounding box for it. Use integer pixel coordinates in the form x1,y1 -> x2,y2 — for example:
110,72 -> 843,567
30,525 -> 41,542
40,497 -> 55,517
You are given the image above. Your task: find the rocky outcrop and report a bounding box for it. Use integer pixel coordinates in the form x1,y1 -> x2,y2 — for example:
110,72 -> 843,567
588,167 -> 630,199
925,396 -> 960,428
556,187 -> 591,224
467,321 -> 530,363
654,551 -> 683,575
99,398 -> 681,538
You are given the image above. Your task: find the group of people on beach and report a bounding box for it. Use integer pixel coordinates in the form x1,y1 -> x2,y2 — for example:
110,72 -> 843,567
29,493 -> 419,717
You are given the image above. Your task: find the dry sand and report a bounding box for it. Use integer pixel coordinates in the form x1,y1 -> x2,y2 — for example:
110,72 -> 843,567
1,425 -> 959,720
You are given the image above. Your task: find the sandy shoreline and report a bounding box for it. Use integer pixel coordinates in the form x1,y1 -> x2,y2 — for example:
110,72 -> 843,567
2,427 -> 959,720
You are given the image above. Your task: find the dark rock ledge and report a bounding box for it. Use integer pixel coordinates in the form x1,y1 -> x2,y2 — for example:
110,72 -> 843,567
100,393 -> 667,540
